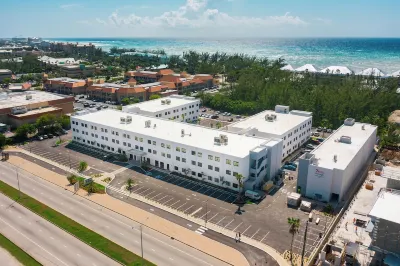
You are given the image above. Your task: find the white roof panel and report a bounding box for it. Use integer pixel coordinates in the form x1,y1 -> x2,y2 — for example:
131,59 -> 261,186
369,190 -> 400,224
320,66 -> 353,75
280,64 -> 294,71
295,64 -> 318,73
356,68 -> 386,77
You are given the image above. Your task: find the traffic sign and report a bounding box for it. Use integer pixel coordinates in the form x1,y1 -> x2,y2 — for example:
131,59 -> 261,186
74,181 -> 79,193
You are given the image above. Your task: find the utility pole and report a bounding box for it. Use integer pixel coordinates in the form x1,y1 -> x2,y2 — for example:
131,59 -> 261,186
301,221 -> 309,266
205,200 -> 208,228
16,167 -> 21,199
68,152 -> 71,169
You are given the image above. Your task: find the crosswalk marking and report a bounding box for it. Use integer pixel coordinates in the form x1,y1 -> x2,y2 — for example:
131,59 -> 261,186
194,226 -> 208,235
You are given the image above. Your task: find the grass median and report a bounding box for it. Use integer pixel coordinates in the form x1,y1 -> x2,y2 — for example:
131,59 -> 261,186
0,180 -> 155,266
0,232 -> 42,266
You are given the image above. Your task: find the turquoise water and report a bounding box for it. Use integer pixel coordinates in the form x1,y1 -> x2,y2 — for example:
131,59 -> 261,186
47,38 -> 400,73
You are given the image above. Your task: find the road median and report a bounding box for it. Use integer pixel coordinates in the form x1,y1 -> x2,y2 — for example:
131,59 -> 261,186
0,232 -> 42,266
0,180 -> 155,266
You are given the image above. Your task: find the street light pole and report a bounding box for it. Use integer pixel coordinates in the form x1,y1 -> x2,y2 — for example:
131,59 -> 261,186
205,200 -> 208,228
16,167 -> 21,199
68,152 -> 71,169
140,224 -> 144,266
301,221 -> 309,266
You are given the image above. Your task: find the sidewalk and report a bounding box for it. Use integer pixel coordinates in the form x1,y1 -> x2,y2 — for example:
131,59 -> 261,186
7,154 -> 249,266
7,147 -> 289,266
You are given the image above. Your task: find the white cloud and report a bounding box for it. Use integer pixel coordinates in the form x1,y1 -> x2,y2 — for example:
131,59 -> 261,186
93,0 -> 307,36
60,4 -> 82,9
313,18 -> 332,25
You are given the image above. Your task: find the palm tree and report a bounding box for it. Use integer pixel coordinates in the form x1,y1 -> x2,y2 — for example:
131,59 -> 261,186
235,173 -> 244,202
78,161 -> 88,172
126,178 -> 134,191
287,217 -> 300,265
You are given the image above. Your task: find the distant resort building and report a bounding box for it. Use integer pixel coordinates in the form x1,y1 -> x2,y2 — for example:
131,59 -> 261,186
121,52 -> 168,64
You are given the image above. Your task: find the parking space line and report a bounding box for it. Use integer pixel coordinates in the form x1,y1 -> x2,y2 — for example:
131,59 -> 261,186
143,190 -> 156,198
224,219 -> 234,229
251,229 -> 260,239
163,197 -> 175,205
149,193 -> 162,200
190,207 -> 203,216
138,188 -> 150,195
260,231 -> 270,242
198,211 -> 210,219
242,225 -> 252,235
176,203 -> 187,210
157,195 -> 169,202
170,200 -> 180,207
183,205 -> 194,213
216,216 -> 226,225
208,213 -> 219,222
232,222 -> 243,232
132,186 -> 144,193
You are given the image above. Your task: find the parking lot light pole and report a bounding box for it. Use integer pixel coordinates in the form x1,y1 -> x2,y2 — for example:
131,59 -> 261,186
15,167 -> 21,199
301,221 -> 309,266
68,151 -> 71,169
205,200 -> 208,228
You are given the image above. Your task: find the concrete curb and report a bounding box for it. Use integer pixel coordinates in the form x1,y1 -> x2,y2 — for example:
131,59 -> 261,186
9,148 -> 288,266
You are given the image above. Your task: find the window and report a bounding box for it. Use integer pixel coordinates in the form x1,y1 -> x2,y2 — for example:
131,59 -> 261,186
191,160 -> 196,165
226,170 -> 232,175
208,155 -> 213,160
148,149 -> 152,153
174,166 -> 179,171
161,143 -> 165,148
152,141 -> 156,145
166,144 -> 171,149
123,133 -> 126,138
225,181 -> 231,186
162,152 -> 166,157
192,171 -> 196,176
112,131 -> 115,135
127,135 -> 131,139
233,161 -> 239,167
208,165 -> 213,170
135,145 -> 139,149
128,143 -> 131,147
135,136 -> 138,141
153,150 -> 157,154
176,156 -> 180,161
215,167 -> 219,172
233,183 -> 238,188
233,172 -> 238,177
208,176 -> 212,181
167,154 -> 171,158
123,142 -> 126,146
182,148 -> 186,153
182,158 -> 186,163
105,129 -> 108,133
214,178 -> 219,183
116,140 -> 119,144
112,139 -> 115,143
197,173 -> 202,177
139,138 -> 143,142
116,132 -> 119,136
148,140 -> 151,144
226,159 -> 231,165
191,151 -> 196,155
198,152 -> 202,157
176,147 -> 181,152
215,156 -> 220,162
197,162 -> 202,167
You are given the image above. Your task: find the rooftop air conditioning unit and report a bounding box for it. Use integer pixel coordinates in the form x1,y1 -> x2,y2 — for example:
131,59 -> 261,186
166,99 -> 171,105
120,117 -> 126,123
265,114 -> 275,122
334,155 -> 337,162
220,134 -> 228,145
181,129 -> 185,137
126,115 -> 132,124
340,135 -> 352,144
145,120 -> 151,128
26,95 -> 32,100
161,100 -> 166,105
214,137 -> 221,145
362,124 -> 365,130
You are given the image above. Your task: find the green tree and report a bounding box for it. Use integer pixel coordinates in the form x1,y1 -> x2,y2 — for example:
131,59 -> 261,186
15,124 -> 36,140
126,178 -> 134,191
287,217 -> 300,265
67,175 -> 77,185
58,115 -> 70,129
121,97 -> 131,106
0,133 -> 6,149
149,94 -> 161,100
1,78 -> 10,84
216,121 -> 222,129
78,161 -> 88,172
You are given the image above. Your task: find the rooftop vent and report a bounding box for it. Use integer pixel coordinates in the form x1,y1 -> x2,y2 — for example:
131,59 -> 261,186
161,99 -> 166,105
362,124 -> 365,130
339,135 -> 352,144
214,134 -> 228,146
145,120 -> 151,128
333,155 -> 337,162
214,137 -> 221,145
181,129 -> 185,137
344,118 -> 355,126
26,95 -> 32,100
120,115 -> 132,124
265,114 -> 277,122
166,99 -> 171,105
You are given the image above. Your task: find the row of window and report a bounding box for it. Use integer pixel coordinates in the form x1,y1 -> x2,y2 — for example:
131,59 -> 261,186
173,166 -> 238,188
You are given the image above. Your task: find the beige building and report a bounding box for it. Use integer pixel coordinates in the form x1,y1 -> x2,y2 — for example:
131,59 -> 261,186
0,69 -> 12,82
59,65 -> 95,78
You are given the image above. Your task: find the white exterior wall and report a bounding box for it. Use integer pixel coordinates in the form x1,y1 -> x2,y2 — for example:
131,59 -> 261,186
280,117 -> 312,159
71,119 -> 257,191
304,125 -> 377,202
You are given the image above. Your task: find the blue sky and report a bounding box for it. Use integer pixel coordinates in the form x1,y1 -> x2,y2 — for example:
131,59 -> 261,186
1,0 -> 399,38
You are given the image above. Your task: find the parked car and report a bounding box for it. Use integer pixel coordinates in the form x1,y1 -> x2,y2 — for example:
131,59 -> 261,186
211,115 -> 219,119
306,144 -> 315,149
79,95 -> 85,99
61,129 -> 68,135
102,105 -> 108,109
316,127 -> 322,132
202,109 -> 207,112
75,99 -> 80,103
83,103 -> 90,107
327,128 -> 332,133
236,115 -> 242,119
228,118 -> 234,122
227,113 -> 231,116
323,127 -> 327,132
245,190 -> 262,200
313,132 -> 320,137
97,106 -> 102,110
48,134 -> 54,138
283,165 -> 296,171
215,111 -> 220,115
37,135 -> 43,141
43,135 -> 48,139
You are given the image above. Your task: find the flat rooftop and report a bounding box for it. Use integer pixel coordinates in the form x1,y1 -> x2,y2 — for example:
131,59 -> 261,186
229,109 -> 312,136
73,109 -> 275,158
369,189 -> 400,224
0,91 -> 67,109
10,107 -> 61,118
310,122 -> 377,170
124,95 -> 199,113
48,77 -> 85,83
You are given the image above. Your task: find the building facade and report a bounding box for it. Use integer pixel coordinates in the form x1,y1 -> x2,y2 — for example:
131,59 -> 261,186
59,65 -> 95,78
0,69 -> 12,82
71,109 -> 283,191
44,77 -> 90,95
226,105 -> 313,160
297,118 -> 377,202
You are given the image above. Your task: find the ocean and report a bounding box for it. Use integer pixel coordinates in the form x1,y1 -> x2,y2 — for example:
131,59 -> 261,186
46,38 -> 400,73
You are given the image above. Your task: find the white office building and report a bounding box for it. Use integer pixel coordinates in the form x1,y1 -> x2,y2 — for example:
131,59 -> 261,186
226,105 -> 312,160
297,118 -> 377,202
71,109 -> 283,191
122,95 -> 200,122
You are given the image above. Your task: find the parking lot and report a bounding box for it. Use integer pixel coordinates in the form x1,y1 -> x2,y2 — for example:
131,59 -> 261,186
22,133 -> 334,260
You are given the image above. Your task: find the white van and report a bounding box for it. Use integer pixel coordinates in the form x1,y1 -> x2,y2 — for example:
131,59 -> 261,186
245,190 -> 261,200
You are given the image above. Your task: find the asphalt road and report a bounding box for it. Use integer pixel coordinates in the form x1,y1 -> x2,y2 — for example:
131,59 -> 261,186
0,194 -> 118,266
0,162 -> 231,266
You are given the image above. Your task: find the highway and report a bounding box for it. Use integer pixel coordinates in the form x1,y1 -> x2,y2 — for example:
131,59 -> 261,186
0,161 -> 231,266
0,193 -> 118,266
